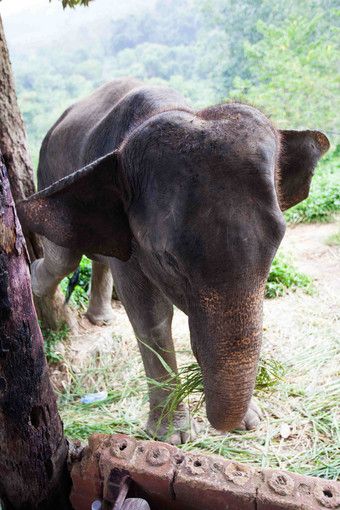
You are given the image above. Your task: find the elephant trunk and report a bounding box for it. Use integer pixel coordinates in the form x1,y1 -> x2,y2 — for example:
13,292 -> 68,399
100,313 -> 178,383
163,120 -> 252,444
189,286 -> 264,431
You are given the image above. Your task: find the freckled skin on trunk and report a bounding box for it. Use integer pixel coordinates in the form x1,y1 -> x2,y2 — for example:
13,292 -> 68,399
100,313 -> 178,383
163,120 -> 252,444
189,284 -> 265,431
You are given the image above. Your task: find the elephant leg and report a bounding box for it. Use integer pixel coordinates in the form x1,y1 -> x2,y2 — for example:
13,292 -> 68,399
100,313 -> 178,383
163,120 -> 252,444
31,238 -> 82,298
111,258 -> 198,445
86,261 -> 115,325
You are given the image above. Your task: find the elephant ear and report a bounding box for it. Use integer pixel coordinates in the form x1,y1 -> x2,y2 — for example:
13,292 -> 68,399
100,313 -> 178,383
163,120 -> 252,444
17,151 -> 132,261
277,130 -> 330,211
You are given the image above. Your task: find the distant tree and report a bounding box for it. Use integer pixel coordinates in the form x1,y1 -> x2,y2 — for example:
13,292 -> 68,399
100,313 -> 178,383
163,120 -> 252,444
197,0 -> 272,96
231,13 -> 339,137
57,0 -> 94,7
199,0 -> 340,124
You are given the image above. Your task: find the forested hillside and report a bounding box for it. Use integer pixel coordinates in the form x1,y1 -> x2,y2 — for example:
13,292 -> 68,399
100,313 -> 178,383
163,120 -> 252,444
3,0 -> 339,168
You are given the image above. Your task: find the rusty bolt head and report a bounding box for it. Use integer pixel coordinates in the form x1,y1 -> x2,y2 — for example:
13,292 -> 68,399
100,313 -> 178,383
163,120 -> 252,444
186,457 -> 205,475
109,438 -> 130,459
224,463 -> 253,487
268,472 -> 294,496
212,462 -> 222,473
146,446 -> 170,467
172,453 -> 185,466
314,482 -> 340,508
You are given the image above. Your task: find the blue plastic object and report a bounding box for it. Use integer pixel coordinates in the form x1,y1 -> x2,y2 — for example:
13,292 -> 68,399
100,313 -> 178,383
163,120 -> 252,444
81,391 -> 108,404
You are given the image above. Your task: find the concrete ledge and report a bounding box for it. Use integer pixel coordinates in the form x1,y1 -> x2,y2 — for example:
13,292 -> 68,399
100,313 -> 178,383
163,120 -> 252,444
70,433 -> 340,510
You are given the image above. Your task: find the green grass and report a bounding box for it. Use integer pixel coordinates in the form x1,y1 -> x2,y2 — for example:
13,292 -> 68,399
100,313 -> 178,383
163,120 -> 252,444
144,353 -> 286,437
56,328 -> 340,480
265,250 -> 312,298
57,349 -> 285,441
284,150 -> 340,225
326,224 -> 340,246
39,322 -> 70,363
57,335 -> 151,441
60,255 -> 92,310
177,339 -> 340,480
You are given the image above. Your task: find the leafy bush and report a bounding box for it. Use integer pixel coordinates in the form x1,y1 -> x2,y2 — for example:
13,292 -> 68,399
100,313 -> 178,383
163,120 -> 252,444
39,322 -> 69,363
266,250 -> 312,298
284,150 -> 340,224
60,256 -> 92,310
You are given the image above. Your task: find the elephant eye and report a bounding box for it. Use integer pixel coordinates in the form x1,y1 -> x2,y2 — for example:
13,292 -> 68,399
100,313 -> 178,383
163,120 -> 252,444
155,251 -> 179,271
163,251 -> 179,269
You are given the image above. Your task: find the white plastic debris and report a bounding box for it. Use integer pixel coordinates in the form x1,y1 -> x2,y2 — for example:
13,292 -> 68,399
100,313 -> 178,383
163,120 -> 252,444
280,423 -> 291,439
81,391 -> 108,404
91,501 -> 101,510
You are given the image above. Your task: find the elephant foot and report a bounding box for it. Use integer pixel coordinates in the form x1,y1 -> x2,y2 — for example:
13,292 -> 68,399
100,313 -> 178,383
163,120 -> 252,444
86,306 -> 115,326
146,404 -> 199,445
234,399 -> 263,431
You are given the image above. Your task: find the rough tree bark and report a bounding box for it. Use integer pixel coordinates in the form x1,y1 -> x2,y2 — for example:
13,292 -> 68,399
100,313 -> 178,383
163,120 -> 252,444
0,15 -> 77,332
0,156 -> 72,510
0,15 -> 42,260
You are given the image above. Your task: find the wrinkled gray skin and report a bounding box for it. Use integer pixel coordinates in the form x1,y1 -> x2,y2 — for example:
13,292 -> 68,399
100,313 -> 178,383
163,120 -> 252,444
18,78 -> 329,444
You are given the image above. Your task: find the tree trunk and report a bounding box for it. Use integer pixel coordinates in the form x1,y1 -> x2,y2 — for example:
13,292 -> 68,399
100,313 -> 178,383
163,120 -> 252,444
0,156 -> 72,509
0,15 -> 77,332
0,15 -> 42,260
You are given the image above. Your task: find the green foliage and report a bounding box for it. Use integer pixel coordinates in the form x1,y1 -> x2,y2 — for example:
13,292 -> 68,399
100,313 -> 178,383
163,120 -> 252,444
39,322 -> 70,363
230,12 -> 339,138
284,151 -> 340,224
77,256 -> 92,287
199,1 -> 339,142
256,357 -> 285,391
265,250 -> 312,298
60,256 -> 92,310
58,0 -> 95,8
13,0 -> 213,168
197,0 -> 270,97
9,0 -> 339,227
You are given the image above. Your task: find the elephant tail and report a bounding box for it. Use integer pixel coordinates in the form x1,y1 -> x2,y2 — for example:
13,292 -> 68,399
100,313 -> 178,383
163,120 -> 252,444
65,267 -> 80,304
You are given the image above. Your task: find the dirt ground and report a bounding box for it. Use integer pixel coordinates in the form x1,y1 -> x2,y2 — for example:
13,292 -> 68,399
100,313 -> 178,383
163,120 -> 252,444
280,221 -> 340,295
262,221 -> 340,359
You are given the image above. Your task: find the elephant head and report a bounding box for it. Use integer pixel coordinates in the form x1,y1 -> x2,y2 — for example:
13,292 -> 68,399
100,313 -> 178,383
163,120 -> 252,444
18,104 -> 329,431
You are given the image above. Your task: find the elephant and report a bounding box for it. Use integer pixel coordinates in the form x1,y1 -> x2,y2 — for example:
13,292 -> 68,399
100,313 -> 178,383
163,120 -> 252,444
17,78 -> 330,444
